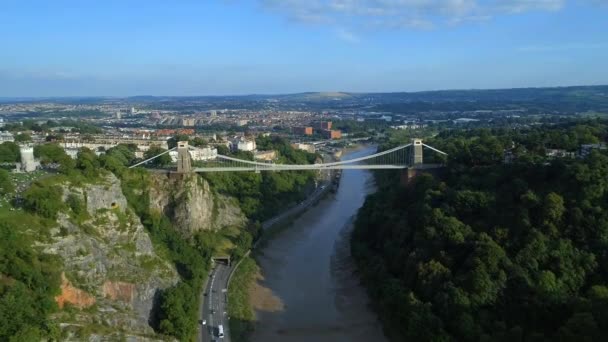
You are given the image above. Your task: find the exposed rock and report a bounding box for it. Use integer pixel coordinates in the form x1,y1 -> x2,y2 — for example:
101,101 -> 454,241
102,280 -> 135,303
61,175 -> 128,216
149,173 -> 246,237
45,173 -> 179,338
55,272 -> 96,309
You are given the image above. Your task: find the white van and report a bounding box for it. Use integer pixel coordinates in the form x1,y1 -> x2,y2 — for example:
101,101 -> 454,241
218,324 -> 224,339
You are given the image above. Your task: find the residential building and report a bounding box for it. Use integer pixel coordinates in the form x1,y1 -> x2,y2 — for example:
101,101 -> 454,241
580,143 -> 607,157
291,143 -> 315,153
169,147 -> 218,162
0,131 -> 14,142
292,126 -> 313,135
182,118 -> 196,127
237,139 -> 256,151
546,149 -> 575,158
322,130 -> 342,139
315,121 -> 332,130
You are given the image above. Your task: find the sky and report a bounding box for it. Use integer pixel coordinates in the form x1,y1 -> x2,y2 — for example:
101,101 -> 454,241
0,0 -> 607,96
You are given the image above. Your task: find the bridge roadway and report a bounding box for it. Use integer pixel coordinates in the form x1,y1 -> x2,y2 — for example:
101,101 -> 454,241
193,164 -> 404,172
199,160 -> 334,342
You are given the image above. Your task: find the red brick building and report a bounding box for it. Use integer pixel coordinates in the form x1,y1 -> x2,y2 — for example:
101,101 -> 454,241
322,129 -> 342,139
292,126 -> 313,135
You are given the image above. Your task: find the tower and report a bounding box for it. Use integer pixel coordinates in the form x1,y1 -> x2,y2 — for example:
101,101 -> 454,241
176,141 -> 192,173
409,138 -> 423,166
19,145 -> 36,172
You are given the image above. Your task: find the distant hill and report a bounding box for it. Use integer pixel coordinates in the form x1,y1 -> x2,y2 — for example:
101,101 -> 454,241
4,85 -> 607,114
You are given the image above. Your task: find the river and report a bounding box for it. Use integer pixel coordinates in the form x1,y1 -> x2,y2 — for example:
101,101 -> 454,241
250,146 -> 387,342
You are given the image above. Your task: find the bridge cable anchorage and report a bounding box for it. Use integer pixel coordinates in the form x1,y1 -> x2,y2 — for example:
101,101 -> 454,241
422,143 -> 448,155
129,147 -> 177,168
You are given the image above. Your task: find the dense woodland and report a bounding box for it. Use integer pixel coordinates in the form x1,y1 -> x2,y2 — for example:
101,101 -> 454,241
353,120 -> 608,341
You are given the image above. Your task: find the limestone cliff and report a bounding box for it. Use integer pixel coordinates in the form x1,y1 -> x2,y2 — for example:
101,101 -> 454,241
148,173 -> 246,237
43,174 -> 179,339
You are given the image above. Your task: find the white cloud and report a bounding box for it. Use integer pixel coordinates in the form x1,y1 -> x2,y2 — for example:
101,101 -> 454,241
256,0 -> 580,32
517,42 -> 606,52
335,28 -> 361,42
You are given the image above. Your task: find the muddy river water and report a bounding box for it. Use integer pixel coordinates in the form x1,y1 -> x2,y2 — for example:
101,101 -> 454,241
250,147 -> 388,342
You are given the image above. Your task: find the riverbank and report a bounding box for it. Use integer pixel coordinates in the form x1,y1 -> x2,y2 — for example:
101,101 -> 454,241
227,257 -> 259,342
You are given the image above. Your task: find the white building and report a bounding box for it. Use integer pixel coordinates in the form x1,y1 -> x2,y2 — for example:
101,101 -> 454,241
291,143 -> 315,153
169,147 -> 218,162
19,145 -> 37,172
237,139 -> 256,152
0,131 -> 14,142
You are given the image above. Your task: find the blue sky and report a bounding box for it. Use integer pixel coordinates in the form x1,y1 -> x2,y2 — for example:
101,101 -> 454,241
1,0 -> 607,96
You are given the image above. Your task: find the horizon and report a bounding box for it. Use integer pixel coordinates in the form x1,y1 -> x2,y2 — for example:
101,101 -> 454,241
1,83 -> 607,100
1,1 -> 607,97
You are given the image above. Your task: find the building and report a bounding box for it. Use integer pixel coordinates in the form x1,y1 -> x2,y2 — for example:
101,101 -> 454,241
579,143 -> 607,158
315,121 -> 332,130
546,149 -> 575,158
291,143 -> 315,153
0,118 -> 4,127
182,118 -> 196,127
237,139 -> 256,152
453,118 -> 480,124
322,130 -> 342,139
254,150 -> 277,161
292,126 -> 313,135
169,147 -> 218,162
0,131 -> 14,142
237,120 -> 249,127
190,147 -> 218,161
19,145 -> 37,172
115,111 -> 122,119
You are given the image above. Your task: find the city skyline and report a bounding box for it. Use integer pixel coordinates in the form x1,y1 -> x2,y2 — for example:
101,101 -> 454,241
1,0 -> 607,96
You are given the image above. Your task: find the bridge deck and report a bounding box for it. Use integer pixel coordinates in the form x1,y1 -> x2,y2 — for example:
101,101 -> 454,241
193,164 -> 407,172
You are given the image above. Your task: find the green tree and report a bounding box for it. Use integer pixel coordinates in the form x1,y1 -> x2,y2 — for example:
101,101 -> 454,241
144,146 -> 172,167
167,135 -> 190,149
76,148 -> 101,178
34,143 -> 68,164
22,183 -> 64,219
14,133 -> 31,142
0,142 -> 20,163
0,170 -> 14,194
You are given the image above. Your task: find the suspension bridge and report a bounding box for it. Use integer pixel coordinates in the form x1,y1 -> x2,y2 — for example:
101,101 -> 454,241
129,139 -> 447,173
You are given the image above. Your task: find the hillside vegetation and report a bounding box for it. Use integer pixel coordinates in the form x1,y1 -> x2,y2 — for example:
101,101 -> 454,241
353,121 -> 608,341
0,135 -> 318,340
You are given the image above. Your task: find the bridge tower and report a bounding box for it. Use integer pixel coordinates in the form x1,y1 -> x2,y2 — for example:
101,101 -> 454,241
409,138 -> 423,166
176,141 -> 192,173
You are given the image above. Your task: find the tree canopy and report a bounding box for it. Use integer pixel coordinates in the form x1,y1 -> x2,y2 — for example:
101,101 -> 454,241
353,121 -> 608,341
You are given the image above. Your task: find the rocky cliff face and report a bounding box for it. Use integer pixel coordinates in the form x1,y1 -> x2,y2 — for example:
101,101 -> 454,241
43,174 -> 179,339
149,173 -> 246,237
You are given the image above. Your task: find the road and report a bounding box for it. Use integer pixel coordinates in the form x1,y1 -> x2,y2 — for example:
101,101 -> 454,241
200,155 -> 334,342
200,262 -> 231,342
